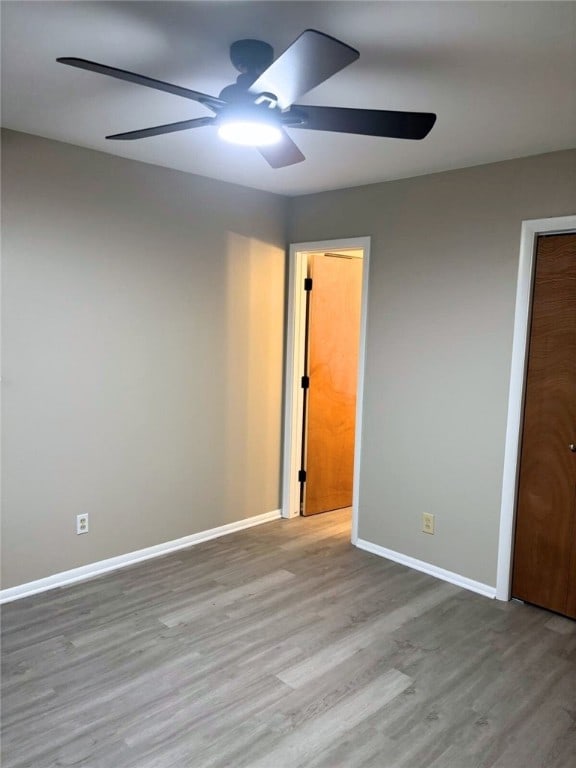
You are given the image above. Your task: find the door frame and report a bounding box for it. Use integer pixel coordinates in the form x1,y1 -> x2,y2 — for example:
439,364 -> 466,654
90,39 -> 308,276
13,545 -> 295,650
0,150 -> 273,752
281,236 -> 371,544
496,215 -> 576,601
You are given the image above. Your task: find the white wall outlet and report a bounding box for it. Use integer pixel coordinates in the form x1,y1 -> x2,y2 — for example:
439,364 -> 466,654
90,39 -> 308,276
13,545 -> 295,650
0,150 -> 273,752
76,514 -> 89,535
422,512 -> 435,535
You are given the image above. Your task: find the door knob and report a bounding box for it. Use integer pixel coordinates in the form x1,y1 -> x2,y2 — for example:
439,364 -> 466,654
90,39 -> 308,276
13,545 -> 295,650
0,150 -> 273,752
570,444 -> 576,452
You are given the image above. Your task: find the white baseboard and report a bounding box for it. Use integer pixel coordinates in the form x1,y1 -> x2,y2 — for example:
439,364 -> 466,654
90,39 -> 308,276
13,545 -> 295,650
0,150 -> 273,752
0,509 -> 281,604
355,538 -> 496,599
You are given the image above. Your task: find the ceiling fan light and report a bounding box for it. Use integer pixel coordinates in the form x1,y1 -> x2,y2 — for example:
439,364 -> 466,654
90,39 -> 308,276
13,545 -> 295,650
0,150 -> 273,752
217,119 -> 282,146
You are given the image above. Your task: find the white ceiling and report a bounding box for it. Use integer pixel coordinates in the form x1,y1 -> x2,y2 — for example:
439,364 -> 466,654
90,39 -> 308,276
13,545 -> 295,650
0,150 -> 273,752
2,1 -> 575,195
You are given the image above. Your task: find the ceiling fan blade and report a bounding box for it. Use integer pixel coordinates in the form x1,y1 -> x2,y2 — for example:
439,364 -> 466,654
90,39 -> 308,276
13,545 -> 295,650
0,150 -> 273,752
249,30 -> 358,110
57,58 -> 225,112
258,129 -> 305,168
289,105 -> 437,140
107,116 -> 215,141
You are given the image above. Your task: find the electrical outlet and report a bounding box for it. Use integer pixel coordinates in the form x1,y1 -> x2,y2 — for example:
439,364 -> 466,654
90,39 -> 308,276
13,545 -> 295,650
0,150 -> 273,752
76,514 -> 89,535
422,512 -> 435,535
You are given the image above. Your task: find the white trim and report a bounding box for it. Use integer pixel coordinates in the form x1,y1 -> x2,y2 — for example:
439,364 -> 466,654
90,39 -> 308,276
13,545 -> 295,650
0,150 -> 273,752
281,237 -> 371,548
352,241 -> 371,545
0,509 -> 281,604
495,215 -> 576,601
282,244 -> 308,519
356,538 -> 496,599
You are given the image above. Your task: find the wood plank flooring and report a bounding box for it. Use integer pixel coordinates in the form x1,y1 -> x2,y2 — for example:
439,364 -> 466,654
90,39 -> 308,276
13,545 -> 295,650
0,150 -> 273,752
2,508 -> 576,767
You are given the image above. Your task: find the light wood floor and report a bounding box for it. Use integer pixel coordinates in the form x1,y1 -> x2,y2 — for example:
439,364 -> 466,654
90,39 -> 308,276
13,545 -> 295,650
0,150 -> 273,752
2,508 -> 576,767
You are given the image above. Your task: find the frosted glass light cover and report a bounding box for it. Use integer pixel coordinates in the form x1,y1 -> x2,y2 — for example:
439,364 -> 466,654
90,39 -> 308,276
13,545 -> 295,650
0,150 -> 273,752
217,120 -> 282,146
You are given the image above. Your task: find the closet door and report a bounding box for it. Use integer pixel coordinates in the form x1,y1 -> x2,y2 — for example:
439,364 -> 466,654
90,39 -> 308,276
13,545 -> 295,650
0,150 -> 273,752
512,233 -> 576,617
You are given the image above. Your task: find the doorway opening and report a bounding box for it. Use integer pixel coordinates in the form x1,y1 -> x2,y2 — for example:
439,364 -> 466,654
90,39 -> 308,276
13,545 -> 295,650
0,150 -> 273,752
281,237 -> 370,544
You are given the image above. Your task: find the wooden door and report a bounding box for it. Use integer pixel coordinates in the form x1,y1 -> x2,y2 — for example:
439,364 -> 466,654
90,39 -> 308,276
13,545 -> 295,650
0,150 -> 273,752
512,233 -> 576,617
303,253 -> 363,516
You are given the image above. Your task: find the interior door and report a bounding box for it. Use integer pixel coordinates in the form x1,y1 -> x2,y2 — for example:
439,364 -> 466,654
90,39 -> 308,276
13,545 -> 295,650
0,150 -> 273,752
512,233 -> 576,617
302,252 -> 363,516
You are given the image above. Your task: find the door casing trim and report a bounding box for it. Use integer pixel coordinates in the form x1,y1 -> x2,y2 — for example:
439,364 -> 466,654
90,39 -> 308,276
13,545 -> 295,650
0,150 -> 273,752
496,216 -> 576,601
282,236 -> 371,545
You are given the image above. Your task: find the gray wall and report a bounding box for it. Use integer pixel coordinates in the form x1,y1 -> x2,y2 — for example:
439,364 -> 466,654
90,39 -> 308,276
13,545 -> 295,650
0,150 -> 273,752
3,130 -> 575,593
1,130 -> 287,588
290,150 -> 576,587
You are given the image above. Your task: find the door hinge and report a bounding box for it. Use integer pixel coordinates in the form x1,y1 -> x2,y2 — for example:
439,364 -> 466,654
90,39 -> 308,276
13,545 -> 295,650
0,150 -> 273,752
301,375 -> 309,389
298,469 -> 307,483
304,277 -> 313,291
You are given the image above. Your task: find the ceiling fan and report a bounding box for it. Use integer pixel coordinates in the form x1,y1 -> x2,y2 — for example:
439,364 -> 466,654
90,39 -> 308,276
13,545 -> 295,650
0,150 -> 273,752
57,29 -> 436,169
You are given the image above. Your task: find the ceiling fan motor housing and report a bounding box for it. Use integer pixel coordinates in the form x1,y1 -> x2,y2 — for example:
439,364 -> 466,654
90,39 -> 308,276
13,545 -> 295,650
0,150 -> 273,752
219,40 -> 277,102
229,40 -> 274,76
